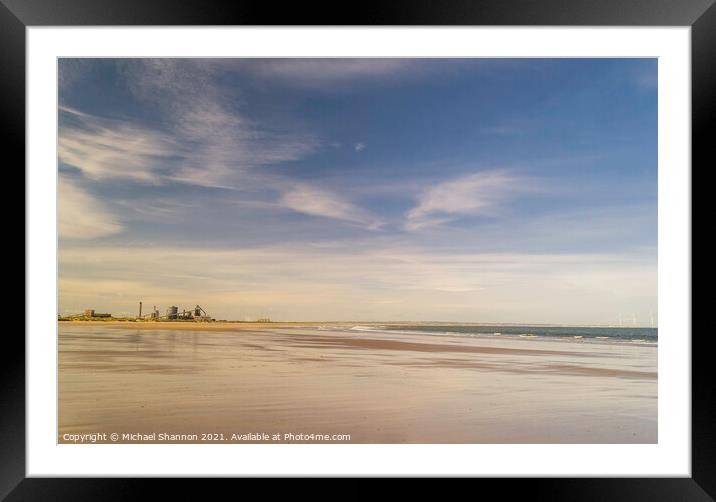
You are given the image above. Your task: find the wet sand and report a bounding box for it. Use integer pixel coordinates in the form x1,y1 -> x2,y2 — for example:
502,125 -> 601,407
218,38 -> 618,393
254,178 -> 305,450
58,322 -> 657,443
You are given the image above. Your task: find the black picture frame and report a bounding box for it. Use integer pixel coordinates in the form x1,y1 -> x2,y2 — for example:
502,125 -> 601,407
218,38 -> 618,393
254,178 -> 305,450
4,0 -> 709,496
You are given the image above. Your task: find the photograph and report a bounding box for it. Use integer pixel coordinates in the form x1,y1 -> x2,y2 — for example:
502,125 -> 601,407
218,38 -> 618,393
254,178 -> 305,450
57,57 -> 658,445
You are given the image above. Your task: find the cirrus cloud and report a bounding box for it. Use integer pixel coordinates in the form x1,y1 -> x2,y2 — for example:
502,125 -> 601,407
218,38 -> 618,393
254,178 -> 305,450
280,184 -> 384,230
405,169 -> 537,231
58,176 -> 123,239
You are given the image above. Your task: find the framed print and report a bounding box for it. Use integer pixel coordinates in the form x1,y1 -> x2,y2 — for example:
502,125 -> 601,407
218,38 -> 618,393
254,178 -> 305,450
6,0 -> 710,495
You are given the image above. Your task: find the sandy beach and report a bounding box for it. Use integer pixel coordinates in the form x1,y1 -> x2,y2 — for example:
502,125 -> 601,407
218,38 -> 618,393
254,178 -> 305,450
58,321 -> 657,444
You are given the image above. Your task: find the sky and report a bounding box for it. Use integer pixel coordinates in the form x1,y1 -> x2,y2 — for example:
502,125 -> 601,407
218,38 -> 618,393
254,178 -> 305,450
58,58 -> 657,325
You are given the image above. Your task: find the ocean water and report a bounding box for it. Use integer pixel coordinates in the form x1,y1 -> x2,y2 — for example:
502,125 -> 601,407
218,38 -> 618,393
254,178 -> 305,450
377,325 -> 658,344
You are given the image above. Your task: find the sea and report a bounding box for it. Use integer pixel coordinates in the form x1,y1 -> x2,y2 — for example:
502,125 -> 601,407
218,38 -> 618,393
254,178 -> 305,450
344,324 -> 657,345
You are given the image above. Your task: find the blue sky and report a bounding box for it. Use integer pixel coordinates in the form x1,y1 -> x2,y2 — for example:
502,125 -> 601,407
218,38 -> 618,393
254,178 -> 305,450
58,58 -> 657,324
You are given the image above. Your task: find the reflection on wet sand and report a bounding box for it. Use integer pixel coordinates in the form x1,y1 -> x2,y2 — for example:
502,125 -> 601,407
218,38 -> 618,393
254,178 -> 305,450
59,323 -> 657,443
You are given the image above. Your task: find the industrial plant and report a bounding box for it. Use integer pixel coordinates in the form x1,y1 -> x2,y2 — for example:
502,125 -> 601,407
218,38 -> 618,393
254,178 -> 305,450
137,301 -> 214,322
83,309 -> 111,318
60,302 -> 215,322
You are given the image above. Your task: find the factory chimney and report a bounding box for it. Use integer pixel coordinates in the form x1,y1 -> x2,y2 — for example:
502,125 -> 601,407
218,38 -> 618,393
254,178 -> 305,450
139,301 -> 143,318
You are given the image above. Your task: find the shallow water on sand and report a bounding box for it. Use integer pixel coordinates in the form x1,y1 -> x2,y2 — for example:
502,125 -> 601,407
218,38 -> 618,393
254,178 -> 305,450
58,324 -> 657,443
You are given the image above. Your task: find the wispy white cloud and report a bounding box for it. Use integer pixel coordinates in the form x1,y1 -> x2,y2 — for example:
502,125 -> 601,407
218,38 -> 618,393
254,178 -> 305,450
354,142 -> 366,152
58,242 -> 657,323
113,197 -> 199,223
235,59 -> 486,91
405,170 -> 535,231
168,102 -> 317,189
279,184 -> 383,229
59,106 -> 175,183
242,59 -> 413,88
58,176 -> 123,239
126,59 -> 319,189
60,60 -> 318,190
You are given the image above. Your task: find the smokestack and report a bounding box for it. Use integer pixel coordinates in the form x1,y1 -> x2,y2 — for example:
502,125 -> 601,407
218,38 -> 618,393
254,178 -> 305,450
139,301 -> 142,318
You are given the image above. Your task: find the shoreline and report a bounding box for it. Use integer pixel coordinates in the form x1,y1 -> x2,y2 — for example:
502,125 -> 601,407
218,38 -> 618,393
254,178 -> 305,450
60,320 -> 350,331
59,320 -> 658,330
